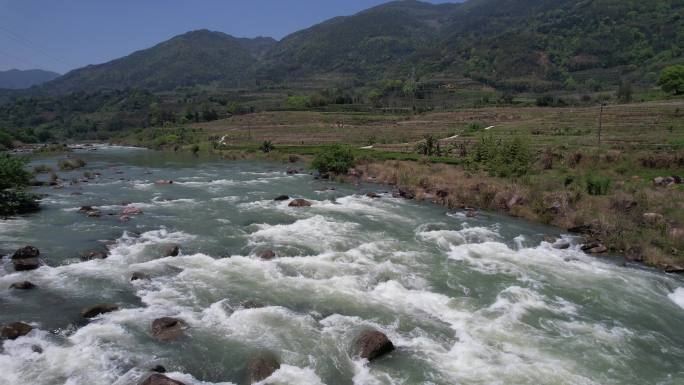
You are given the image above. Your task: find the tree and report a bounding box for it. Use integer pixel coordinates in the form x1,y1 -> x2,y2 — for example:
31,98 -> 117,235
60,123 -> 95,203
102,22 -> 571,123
0,155 -> 39,216
658,65 -> 684,95
311,145 -> 355,176
259,140 -> 275,153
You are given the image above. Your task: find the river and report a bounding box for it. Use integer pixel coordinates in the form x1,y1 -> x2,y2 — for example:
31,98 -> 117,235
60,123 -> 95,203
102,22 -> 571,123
1,146 -> 683,385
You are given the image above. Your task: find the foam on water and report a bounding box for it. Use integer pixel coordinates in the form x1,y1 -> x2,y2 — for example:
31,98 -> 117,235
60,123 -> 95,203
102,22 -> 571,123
669,287 -> 684,309
3,149 -> 683,385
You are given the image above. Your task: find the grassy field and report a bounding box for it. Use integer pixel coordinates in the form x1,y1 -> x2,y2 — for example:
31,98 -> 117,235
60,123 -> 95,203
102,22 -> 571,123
123,99 -> 684,270
188,100 -> 684,150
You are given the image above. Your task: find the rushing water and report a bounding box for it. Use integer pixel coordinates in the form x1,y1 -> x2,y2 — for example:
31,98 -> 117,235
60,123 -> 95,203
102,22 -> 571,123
1,146 -> 683,385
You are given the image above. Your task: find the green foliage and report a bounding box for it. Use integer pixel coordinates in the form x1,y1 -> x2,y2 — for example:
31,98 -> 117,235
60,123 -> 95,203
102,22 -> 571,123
0,155 -> 39,216
284,96 -> 312,110
259,140 -> 275,153
415,134 -> 442,156
311,145 -> 355,175
57,158 -> 86,171
658,65 -> 684,95
469,135 -> 533,177
585,172 -> 612,195
0,154 -> 32,190
0,130 -> 13,149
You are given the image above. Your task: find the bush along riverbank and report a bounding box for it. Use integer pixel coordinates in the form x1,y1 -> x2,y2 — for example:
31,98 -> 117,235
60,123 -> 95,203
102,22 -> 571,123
0,154 -> 40,217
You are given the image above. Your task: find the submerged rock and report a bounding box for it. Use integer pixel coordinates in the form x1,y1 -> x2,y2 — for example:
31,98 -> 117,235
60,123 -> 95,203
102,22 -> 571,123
240,299 -> 265,309
247,353 -> 280,384
355,330 -> 395,361
141,373 -> 185,385
289,199 -> 312,207
9,281 -> 36,290
162,244 -> 180,257
81,250 -> 109,261
122,206 -> 143,216
131,272 -> 151,281
150,365 -> 166,373
13,258 -> 41,271
12,246 -> 40,260
152,317 -> 186,341
154,180 -> 174,185
258,249 -> 276,260
274,195 -> 290,201
552,240 -> 571,250
1,322 -> 33,340
392,188 -> 415,200
81,304 -> 119,319
366,192 -> 381,199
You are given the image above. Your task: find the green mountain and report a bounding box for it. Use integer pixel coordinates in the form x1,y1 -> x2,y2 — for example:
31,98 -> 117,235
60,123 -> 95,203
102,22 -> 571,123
260,0 -> 460,80
0,69 -> 60,90
41,30 -> 268,93
26,0 -> 684,95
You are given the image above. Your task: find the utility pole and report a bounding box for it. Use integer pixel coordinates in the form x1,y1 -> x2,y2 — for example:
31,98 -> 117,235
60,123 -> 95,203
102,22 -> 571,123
598,103 -> 606,148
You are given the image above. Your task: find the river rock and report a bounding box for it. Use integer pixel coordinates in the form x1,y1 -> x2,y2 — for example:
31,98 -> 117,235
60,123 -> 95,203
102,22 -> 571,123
151,365 -> 167,373
466,209 -> 477,218
240,299 -> 265,309
392,188 -> 415,200
82,250 -> 109,261
258,249 -> 276,260
355,330 -> 395,361
436,190 -> 449,199
81,304 -> 119,318
122,206 -> 143,216
289,199 -> 312,207
1,322 -> 33,340
286,168 -> 299,175
154,180 -> 174,185
552,239 -> 571,250
12,246 -> 40,260
274,195 -> 290,201
152,317 -> 186,341
366,192 -> 381,198
10,281 -> 36,290
131,272 -> 151,281
162,244 -> 180,257
582,242 -> 607,254
141,374 -> 185,385
247,354 -> 280,384
13,258 -> 41,271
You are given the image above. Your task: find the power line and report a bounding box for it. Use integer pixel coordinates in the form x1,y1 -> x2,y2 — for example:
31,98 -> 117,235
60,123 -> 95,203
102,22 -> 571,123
0,25 -> 73,69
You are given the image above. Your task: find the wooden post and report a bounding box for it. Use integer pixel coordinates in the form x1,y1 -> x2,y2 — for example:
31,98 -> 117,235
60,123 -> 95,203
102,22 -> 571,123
598,103 -> 605,148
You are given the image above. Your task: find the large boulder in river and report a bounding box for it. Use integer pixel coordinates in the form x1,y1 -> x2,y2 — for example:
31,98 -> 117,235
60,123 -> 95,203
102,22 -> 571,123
162,244 -> 180,257
13,258 -> 41,271
258,249 -> 276,260
355,330 -> 395,361
131,272 -> 151,281
1,322 -> 33,340
140,374 -> 186,385
288,198 -> 312,207
12,246 -> 40,260
10,281 -> 36,290
247,353 -> 280,384
581,242 -> 607,254
81,304 -> 119,319
152,317 -> 186,341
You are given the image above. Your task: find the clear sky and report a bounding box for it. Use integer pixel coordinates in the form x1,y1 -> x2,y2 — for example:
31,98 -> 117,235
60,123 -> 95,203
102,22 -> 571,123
0,0 -> 457,74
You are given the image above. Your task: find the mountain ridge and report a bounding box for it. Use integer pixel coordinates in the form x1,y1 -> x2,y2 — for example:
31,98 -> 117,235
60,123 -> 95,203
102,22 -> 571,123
0,69 -> 61,90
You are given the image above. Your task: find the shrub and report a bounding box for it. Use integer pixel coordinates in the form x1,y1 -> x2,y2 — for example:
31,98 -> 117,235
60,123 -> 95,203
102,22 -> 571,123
586,173 -> 612,196
58,158 -> 87,170
33,165 -> 53,174
259,140 -> 275,153
0,155 -> 39,216
311,145 -> 355,175
469,135 -> 532,177
414,134 -> 441,156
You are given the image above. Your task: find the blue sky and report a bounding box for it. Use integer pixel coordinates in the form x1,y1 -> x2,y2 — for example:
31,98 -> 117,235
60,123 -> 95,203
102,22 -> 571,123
0,0 -> 457,74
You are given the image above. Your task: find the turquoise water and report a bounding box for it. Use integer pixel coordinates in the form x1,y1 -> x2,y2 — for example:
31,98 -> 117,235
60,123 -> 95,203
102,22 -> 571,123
1,146 -> 683,385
